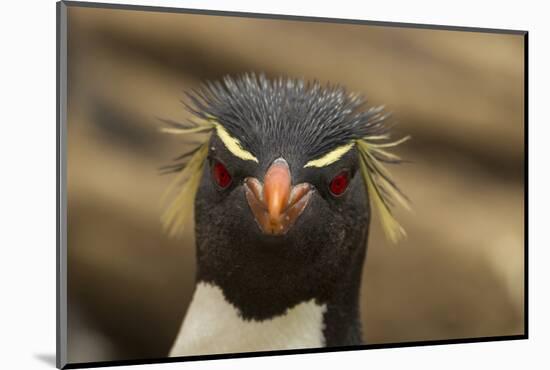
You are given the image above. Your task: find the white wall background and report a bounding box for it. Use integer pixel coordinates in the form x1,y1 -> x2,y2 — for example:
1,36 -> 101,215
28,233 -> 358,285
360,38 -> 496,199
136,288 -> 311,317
0,0 -> 545,369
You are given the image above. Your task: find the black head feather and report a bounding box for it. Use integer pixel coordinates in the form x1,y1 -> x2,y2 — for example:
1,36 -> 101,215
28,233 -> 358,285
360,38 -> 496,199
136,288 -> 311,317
185,73 -> 390,164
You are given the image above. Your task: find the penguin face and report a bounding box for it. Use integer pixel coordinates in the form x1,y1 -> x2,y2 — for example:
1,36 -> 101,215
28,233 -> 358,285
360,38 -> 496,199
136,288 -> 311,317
203,133 -> 367,234
193,133 -> 370,311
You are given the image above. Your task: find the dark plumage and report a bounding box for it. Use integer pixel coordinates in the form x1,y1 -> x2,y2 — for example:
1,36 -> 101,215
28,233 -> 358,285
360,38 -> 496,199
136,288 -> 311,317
184,74 -> 391,165
163,73 -> 409,355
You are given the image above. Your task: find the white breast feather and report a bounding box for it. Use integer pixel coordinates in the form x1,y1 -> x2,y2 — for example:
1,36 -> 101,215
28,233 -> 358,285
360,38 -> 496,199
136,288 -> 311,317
169,282 -> 327,356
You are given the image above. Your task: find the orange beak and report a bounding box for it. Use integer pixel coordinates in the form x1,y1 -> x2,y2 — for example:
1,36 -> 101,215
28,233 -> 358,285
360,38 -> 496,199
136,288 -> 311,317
244,158 -> 313,235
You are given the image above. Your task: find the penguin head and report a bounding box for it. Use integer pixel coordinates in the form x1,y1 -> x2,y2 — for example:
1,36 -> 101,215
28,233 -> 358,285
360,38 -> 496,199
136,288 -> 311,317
161,73 -> 409,313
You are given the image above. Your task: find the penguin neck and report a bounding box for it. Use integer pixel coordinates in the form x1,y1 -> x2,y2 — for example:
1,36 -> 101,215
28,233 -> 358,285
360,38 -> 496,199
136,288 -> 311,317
192,240 -> 367,348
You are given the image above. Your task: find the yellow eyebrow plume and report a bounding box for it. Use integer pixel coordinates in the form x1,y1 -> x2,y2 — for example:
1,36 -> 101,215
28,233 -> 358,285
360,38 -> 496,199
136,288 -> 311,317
214,123 -> 259,163
304,142 -> 355,168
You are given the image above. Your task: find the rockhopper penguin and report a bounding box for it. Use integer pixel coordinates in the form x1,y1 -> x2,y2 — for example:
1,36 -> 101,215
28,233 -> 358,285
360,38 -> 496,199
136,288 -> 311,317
161,74 -> 409,356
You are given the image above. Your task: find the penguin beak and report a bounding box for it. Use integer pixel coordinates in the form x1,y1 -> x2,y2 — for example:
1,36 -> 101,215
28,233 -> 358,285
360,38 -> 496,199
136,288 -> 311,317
244,158 -> 313,236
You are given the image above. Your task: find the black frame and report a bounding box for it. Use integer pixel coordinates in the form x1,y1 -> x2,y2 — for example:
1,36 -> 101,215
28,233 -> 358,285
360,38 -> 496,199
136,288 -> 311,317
56,1 -> 528,368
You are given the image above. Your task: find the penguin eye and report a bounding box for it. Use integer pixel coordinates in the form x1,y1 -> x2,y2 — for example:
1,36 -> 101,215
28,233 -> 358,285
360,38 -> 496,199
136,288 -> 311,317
212,160 -> 232,189
329,170 -> 350,196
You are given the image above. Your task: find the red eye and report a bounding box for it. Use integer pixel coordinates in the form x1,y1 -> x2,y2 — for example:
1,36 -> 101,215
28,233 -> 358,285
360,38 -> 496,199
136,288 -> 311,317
213,161 -> 232,188
329,170 -> 350,196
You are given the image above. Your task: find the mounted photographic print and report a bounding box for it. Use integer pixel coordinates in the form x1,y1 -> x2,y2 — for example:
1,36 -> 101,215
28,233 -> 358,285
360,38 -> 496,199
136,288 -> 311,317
56,1 -> 527,368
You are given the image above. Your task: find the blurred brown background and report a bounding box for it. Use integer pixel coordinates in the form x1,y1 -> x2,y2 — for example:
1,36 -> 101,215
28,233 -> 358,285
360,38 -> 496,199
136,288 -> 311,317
66,4 -> 525,364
